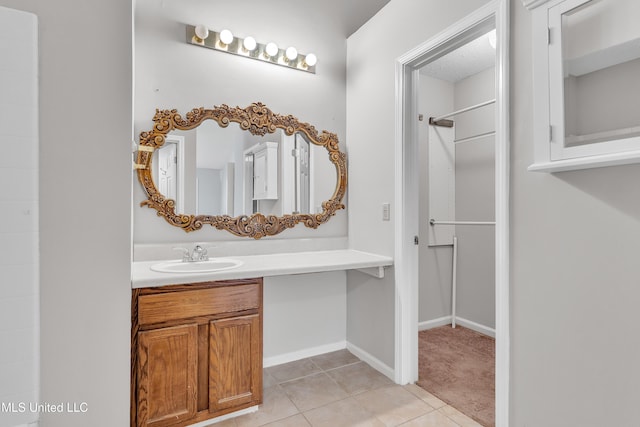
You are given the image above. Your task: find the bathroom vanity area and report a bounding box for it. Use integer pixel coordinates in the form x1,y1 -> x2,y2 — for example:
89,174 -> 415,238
130,101 -> 392,426
131,249 -> 392,427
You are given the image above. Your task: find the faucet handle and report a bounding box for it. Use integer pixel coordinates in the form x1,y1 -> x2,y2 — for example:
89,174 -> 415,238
172,247 -> 190,262
202,245 -> 218,260
192,245 -> 209,262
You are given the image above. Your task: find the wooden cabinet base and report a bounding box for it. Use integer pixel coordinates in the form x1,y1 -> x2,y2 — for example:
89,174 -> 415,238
132,279 -> 263,427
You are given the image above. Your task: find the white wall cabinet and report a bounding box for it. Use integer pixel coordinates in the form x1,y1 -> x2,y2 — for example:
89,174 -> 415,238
527,0 -> 640,172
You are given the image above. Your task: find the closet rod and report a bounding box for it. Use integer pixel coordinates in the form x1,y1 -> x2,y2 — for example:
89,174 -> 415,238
429,219 -> 496,226
454,130 -> 496,144
430,98 -> 496,123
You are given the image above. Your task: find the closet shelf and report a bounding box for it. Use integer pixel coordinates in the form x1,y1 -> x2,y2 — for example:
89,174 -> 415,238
430,98 -> 496,123
429,219 -> 496,226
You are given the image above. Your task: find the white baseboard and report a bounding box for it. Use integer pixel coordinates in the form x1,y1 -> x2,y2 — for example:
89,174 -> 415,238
187,406 -> 257,426
419,316 -> 495,338
418,316 -> 453,331
263,341 -> 346,368
346,342 -> 395,381
263,340 -> 396,383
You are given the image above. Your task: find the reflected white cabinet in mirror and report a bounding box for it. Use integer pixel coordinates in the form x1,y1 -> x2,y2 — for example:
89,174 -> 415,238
528,0 -> 640,172
136,103 -> 347,239
247,142 -> 278,201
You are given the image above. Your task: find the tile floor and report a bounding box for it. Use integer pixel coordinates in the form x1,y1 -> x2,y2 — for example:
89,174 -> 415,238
217,349 -> 484,427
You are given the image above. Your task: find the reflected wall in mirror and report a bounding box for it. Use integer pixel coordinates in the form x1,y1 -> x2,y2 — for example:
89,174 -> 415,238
136,102 -> 347,238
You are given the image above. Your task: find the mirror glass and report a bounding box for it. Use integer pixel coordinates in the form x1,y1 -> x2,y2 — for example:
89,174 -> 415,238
151,122 -> 335,218
137,103 -> 347,238
561,0 -> 640,147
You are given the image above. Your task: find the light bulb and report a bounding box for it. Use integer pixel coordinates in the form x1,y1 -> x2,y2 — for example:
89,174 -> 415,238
304,53 -> 317,67
219,29 -> 234,45
243,36 -> 257,51
285,46 -> 298,61
194,25 -> 209,41
265,42 -> 279,58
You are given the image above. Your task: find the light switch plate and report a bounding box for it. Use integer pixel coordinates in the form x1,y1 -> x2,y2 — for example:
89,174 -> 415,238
382,203 -> 390,221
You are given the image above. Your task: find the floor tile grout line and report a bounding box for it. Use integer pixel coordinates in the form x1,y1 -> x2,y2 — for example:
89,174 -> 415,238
269,357 -> 363,386
394,405 -> 442,427
417,382 -> 486,426
437,406 -> 469,427
299,410 -> 314,427
250,383 -> 301,427
266,357 -> 324,385
300,394 -> 383,427
320,359 -> 363,373
271,370 -> 324,386
323,363 -> 356,397
274,371 -> 346,418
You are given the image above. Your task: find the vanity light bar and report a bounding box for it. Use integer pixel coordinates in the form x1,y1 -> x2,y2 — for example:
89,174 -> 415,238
186,25 -> 317,74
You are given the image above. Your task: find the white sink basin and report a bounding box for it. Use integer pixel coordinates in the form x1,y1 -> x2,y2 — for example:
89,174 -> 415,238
150,258 -> 243,274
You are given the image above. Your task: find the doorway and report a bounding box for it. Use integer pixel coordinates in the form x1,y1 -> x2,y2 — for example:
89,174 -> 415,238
416,25 -> 497,426
153,135 -> 185,213
393,1 -> 509,425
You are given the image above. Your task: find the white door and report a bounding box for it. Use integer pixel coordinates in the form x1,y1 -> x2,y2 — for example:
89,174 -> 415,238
158,142 -> 177,201
294,134 -> 310,214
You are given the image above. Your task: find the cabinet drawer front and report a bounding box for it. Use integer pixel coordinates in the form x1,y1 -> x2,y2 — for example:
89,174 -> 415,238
138,284 -> 260,326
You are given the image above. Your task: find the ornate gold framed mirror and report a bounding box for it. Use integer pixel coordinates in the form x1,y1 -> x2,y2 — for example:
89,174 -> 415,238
135,102 -> 347,239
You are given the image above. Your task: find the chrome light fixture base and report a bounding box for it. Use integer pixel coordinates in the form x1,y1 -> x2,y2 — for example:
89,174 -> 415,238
186,25 -> 317,74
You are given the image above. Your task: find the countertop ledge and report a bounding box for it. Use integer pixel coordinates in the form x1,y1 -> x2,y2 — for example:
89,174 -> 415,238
132,249 -> 394,288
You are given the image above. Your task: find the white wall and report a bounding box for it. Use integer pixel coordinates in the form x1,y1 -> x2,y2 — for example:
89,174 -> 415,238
418,74 -> 454,324
196,168 -> 223,215
0,1 -> 133,426
263,272 -> 346,366
511,1 -> 640,426
453,67 -> 495,329
0,7 -> 38,427
346,0 -> 491,371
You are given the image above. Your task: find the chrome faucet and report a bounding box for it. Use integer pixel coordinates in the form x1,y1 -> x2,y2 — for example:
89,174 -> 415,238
173,245 -> 209,262
191,245 -> 208,262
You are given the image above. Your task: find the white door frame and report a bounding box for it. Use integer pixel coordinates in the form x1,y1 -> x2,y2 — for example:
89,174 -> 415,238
393,1 -> 510,425
164,134 -> 185,213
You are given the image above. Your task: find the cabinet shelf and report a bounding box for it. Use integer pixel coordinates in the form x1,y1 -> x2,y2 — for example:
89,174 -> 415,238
564,125 -> 640,147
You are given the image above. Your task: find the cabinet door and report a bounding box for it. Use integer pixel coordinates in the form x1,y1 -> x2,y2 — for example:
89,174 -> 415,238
137,324 -> 198,427
209,314 -> 262,411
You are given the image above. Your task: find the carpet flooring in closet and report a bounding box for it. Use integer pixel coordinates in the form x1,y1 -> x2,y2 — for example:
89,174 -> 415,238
417,325 -> 495,427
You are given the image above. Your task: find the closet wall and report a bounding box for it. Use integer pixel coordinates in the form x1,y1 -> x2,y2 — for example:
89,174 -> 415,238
454,67 -> 495,330
419,66 -> 495,332
418,75 -> 454,324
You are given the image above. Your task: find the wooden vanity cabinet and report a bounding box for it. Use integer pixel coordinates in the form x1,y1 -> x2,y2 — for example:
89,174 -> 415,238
131,279 -> 263,427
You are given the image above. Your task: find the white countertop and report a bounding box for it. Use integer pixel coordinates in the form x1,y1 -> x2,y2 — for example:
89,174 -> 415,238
132,249 -> 394,288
